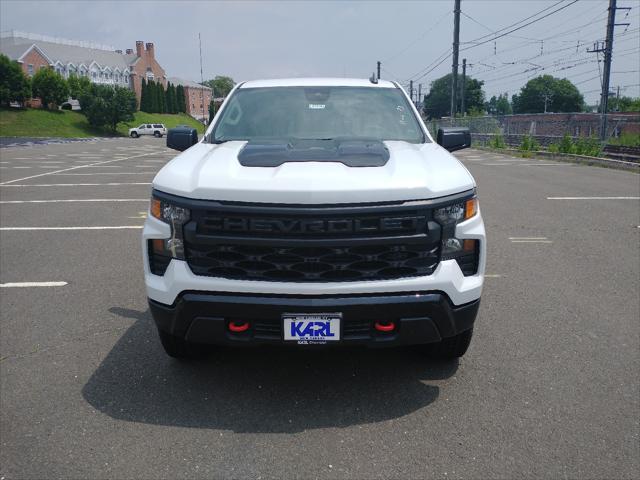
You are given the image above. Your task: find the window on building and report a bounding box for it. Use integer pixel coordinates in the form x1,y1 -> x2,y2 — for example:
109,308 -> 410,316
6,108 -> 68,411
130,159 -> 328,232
27,64 -> 34,76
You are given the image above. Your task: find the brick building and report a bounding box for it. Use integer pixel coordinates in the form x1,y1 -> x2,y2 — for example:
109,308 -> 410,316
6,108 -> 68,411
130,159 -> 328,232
0,31 -> 166,107
168,77 -> 212,123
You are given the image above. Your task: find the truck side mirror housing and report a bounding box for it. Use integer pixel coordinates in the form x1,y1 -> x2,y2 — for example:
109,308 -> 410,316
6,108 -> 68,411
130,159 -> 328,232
437,127 -> 471,152
167,126 -> 198,151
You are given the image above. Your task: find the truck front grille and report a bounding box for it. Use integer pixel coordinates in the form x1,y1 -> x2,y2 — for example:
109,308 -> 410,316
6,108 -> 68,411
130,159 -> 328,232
185,243 -> 440,282
182,200 -> 442,283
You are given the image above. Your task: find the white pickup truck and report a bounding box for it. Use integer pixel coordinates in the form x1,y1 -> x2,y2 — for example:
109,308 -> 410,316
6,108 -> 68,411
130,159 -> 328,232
143,77 -> 485,359
129,123 -> 167,138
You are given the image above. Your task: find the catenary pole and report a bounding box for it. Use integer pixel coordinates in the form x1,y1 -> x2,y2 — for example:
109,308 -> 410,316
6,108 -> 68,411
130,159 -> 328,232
461,58 -> 466,116
600,0 -> 616,140
451,0 -> 461,117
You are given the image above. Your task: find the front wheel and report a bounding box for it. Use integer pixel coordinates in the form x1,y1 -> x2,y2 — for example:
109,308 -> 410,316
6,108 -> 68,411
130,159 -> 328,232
130,132 -> 139,138
425,329 -> 473,359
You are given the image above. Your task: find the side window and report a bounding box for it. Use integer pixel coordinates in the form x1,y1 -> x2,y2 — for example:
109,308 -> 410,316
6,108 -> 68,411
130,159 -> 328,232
139,125 -> 145,130
146,124 -> 152,128
27,64 -> 34,76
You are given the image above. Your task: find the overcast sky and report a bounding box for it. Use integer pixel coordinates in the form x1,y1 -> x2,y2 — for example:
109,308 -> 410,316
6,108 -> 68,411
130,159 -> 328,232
1,0 -> 638,105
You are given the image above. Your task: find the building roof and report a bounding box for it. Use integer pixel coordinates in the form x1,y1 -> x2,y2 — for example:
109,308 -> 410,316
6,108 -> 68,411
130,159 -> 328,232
0,33 -> 137,70
239,78 -> 398,89
167,76 -> 211,90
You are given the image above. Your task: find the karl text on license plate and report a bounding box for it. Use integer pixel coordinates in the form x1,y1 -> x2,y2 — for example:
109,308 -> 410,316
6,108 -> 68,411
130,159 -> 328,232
283,313 -> 341,344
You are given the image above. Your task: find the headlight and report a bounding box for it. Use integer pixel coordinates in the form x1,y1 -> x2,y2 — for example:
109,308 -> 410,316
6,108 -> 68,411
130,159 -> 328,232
148,197 -> 190,274
434,196 -> 479,276
433,197 -> 477,224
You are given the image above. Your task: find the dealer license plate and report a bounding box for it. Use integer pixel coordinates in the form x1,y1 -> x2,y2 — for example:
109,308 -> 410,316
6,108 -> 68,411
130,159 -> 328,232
283,313 -> 341,344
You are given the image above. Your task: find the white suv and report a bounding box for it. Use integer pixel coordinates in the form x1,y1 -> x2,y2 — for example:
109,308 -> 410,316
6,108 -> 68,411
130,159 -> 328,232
143,78 -> 485,359
129,123 -> 167,138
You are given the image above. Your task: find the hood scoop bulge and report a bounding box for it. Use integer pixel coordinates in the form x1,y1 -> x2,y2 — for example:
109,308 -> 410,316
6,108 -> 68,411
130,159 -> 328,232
237,139 -> 390,168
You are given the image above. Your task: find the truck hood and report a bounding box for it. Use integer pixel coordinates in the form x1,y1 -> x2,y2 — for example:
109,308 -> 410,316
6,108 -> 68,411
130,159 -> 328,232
153,141 -> 475,204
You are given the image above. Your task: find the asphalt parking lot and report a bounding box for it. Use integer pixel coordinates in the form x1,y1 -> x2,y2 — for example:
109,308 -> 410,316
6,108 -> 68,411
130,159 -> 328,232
0,137 -> 638,479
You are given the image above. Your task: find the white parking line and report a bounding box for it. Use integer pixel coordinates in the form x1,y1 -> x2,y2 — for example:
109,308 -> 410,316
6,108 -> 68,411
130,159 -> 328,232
509,236 -> 552,243
51,172 -> 156,176
1,182 -> 151,187
0,226 -> 144,231
0,281 -> 68,288
547,196 -> 640,200
0,151 -> 161,185
0,199 -> 147,204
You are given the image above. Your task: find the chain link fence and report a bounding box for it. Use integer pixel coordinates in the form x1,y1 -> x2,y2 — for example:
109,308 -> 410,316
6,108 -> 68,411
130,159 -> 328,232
426,112 -> 640,147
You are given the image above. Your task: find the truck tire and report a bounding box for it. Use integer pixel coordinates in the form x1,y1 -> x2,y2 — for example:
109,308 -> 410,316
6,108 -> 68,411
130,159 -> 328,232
130,132 -> 139,138
158,330 -> 201,359
154,131 -> 162,138
425,329 -> 473,359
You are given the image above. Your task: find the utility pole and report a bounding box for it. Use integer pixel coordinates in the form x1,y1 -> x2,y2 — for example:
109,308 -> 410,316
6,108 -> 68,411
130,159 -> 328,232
377,61 -> 381,80
418,83 -> 422,107
587,0 -> 630,140
450,0 -> 461,118
461,58 -> 466,116
409,80 -> 414,104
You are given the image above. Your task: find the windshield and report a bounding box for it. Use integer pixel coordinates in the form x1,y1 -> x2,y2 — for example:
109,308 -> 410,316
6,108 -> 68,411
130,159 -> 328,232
210,86 -> 426,143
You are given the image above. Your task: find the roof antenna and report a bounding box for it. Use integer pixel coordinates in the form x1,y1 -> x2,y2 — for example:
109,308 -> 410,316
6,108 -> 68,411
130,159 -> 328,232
369,72 -> 378,84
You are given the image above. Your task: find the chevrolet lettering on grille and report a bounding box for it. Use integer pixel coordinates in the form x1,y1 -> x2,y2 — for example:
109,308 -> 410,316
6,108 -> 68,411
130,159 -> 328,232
203,216 -> 426,235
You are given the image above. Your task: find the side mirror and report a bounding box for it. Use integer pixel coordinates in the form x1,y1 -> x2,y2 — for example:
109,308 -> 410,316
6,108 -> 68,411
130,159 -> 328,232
436,127 -> 471,152
167,126 -> 198,151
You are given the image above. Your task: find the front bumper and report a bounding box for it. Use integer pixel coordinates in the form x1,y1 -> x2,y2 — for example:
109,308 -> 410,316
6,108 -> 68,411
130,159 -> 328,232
149,292 -> 480,347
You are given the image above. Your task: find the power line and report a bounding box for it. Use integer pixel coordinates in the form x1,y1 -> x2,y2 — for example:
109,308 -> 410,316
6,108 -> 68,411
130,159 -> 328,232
460,0 -> 580,52
461,0 -> 568,44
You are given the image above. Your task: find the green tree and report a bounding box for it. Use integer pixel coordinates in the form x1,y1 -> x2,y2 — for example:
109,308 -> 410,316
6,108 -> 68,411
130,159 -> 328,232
423,73 -> 485,119
31,67 -> 68,109
157,81 -> 166,113
202,75 -> 235,98
148,80 -> 158,113
166,82 -> 178,114
140,78 -> 148,112
79,84 -> 136,132
176,84 -> 186,113
208,99 -> 216,123
67,74 -> 91,100
0,54 -> 31,106
512,75 -> 584,113
608,95 -> 640,112
486,93 -> 512,115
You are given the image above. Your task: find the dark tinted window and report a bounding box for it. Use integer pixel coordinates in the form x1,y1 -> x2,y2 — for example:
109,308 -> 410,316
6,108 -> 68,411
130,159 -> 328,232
212,86 -> 425,143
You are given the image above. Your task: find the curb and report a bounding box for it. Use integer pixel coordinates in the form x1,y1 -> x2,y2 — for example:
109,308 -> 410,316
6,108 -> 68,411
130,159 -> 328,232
474,147 -> 640,172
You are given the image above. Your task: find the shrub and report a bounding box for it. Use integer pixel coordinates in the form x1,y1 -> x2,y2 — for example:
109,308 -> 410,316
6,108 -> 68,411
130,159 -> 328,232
574,136 -> 602,157
607,132 -> 640,147
0,54 -> 31,106
548,143 -> 559,153
31,68 -> 68,109
558,134 -> 575,154
489,134 -> 506,149
519,134 -> 540,157
80,84 -> 136,132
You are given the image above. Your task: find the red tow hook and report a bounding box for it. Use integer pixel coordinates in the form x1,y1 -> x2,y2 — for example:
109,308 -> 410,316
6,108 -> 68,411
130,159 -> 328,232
228,321 -> 250,333
374,321 -> 395,332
